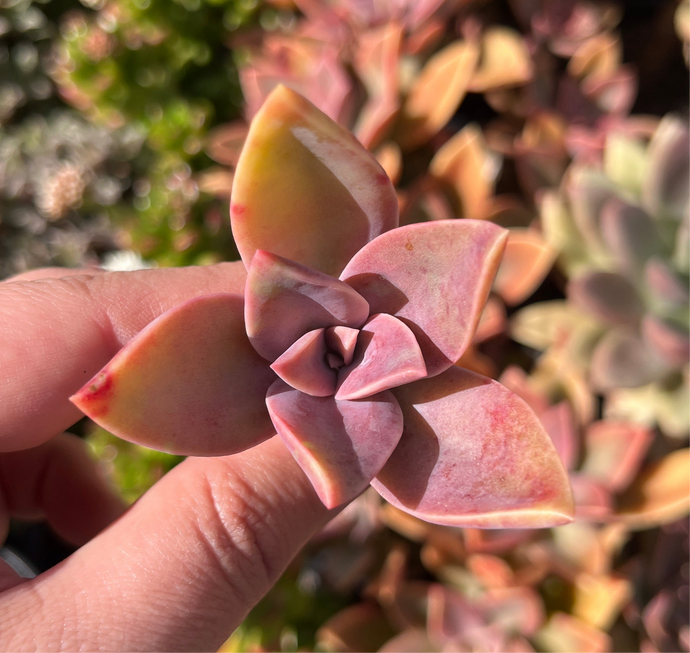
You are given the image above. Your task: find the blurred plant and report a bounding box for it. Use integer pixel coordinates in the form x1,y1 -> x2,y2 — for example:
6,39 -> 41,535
513,115 -> 690,437
88,427 -> 182,504
213,0 -> 665,317
0,0 -> 68,124
0,108 -> 144,277
51,0 -> 259,265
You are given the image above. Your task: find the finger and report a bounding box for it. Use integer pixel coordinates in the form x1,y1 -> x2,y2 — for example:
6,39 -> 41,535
2,267 -> 106,283
0,433 -> 127,547
0,262 -> 247,451
0,437 -> 333,652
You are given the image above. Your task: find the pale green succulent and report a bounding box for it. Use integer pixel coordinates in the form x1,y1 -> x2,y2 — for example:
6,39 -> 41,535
513,115 -> 689,438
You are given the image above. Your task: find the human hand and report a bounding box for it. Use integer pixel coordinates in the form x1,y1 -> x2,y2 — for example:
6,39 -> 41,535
0,264 -> 332,651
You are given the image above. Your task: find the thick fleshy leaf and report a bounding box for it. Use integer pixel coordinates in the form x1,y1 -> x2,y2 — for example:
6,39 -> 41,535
265,381 -> 403,508
427,586 -> 486,649
341,220 -> 508,377
353,23 -> 402,150
205,120 -> 248,166
616,449 -> 690,530
568,33 -> 622,82
231,85 -> 398,276
535,613 -> 611,653
397,40 -> 480,150
540,401 -> 578,471
371,366 -> 574,528
568,271 -> 644,326
271,329 -> 336,397
479,587 -> 545,636
566,166 -> 616,250
245,250 -> 370,361
570,475 -> 613,521
430,124 -> 496,220
71,294 -> 276,456
581,420 -> 653,493
645,258 -> 690,305
642,116 -> 690,220
468,27 -> 534,92
590,329 -> 663,390
474,296 -> 507,344
325,326 -> 359,367
642,314 -> 690,368
600,198 -> 663,274
493,228 -> 557,306
336,313 -> 427,401
572,574 -> 632,631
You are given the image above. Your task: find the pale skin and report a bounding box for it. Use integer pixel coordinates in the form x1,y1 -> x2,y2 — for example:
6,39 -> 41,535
0,264 -> 334,651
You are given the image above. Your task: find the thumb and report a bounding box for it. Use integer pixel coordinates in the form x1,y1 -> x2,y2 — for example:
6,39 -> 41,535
0,436 -> 333,652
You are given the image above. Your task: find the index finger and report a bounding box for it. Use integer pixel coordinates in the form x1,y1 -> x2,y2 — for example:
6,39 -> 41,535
0,262 -> 246,452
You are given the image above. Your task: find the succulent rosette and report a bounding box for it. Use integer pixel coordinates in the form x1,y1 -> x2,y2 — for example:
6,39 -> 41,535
71,87 -> 573,528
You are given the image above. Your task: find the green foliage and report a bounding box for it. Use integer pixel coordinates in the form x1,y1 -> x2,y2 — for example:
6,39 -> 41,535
52,0 -> 257,265
88,426 -> 183,503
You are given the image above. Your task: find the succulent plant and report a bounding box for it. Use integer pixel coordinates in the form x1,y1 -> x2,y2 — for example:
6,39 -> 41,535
70,86 -> 573,528
513,115 -> 690,437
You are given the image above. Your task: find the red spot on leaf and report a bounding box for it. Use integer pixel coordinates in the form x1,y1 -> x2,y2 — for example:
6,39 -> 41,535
77,371 -> 114,417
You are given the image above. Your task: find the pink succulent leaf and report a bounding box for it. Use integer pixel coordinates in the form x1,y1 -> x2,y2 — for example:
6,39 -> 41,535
590,328 -> 664,390
641,314 -> 690,368
569,474 -> 613,521
645,258 -> 690,305
600,198 -> 664,275
231,85 -> 399,277
581,420 -> 654,493
642,116 -> 690,220
335,313 -> 427,401
353,23 -> 403,150
271,329 -> 337,397
568,271 -> 645,326
70,294 -> 276,456
371,366 -> 574,528
265,380 -> 404,509
540,401 -> 579,472
341,220 -> 508,377
427,585 -> 487,650
325,326 -> 359,366
245,250 -> 370,361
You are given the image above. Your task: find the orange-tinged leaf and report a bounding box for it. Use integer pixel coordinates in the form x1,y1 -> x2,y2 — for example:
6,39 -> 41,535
568,33 -> 622,83
536,612 -> 611,653
493,228 -> 557,305
468,27 -> 534,92
71,294 -> 276,456
430,123 -> 496,220
572,573 -> 633,630
397,40 -> 480,150
231,86 -> 398,276
616,448 -> 690,530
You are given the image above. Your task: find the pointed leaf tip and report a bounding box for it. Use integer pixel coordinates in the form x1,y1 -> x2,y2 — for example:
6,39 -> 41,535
266,381 -> 404,508
232,86 -> 399,277
71,294 -> 276,456
342,220 -> 508,377
372,366 -> 574,528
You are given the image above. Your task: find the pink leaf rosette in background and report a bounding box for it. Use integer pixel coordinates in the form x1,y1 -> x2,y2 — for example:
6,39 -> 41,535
71,86 -> 573,529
